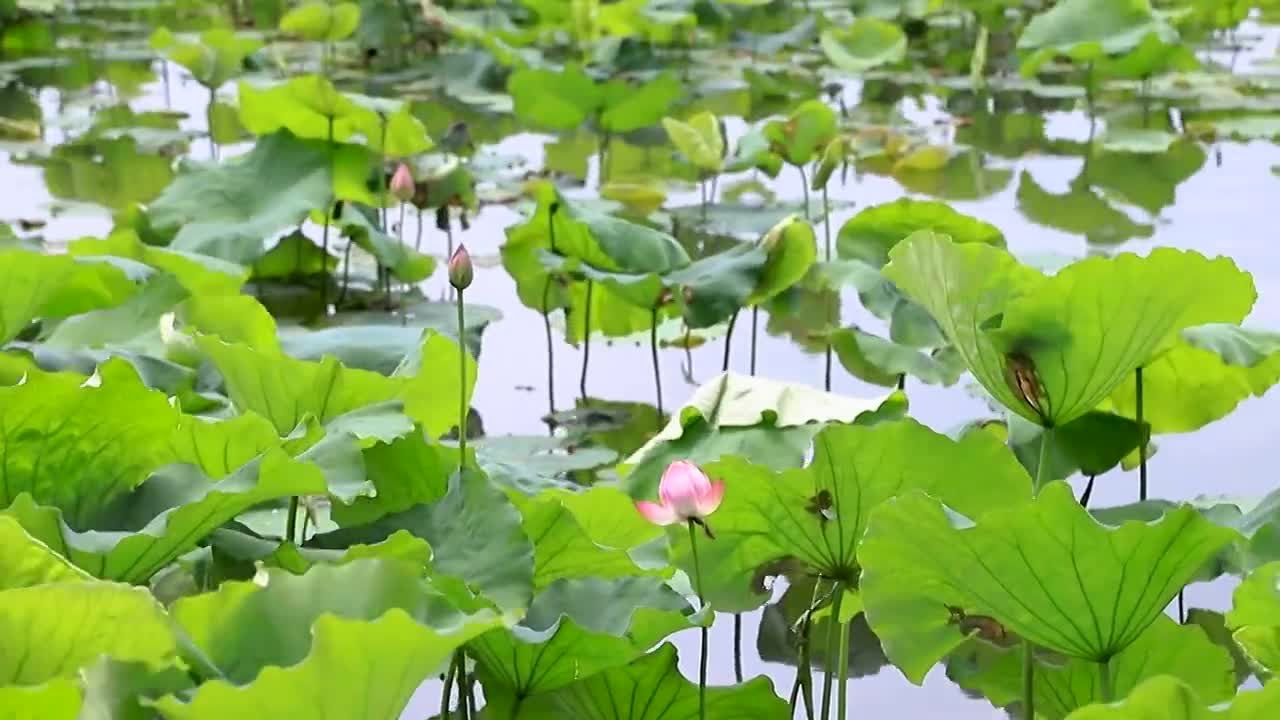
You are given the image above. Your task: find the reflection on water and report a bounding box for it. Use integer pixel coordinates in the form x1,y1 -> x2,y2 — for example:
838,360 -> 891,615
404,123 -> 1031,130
3,5 -> 1280,718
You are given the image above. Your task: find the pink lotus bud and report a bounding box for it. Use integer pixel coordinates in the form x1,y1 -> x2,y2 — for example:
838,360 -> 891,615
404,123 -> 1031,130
389,163 -> 414,202
448,244 -> 473,290
634,460 -> 725,528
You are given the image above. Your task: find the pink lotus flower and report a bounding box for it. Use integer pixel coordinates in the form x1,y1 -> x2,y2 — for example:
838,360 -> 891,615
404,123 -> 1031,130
389,163 -> 415,201
635,460 -> 725,536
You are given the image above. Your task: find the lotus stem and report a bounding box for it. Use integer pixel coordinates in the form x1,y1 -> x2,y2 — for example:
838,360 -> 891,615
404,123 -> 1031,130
338,243 -> 352,306
206,85 -> 218,160
798,165 -> 810,220
580,281 -> 594,400
441,652 -> 458,718
1098,657 -> 1113,703
542,278 -> 557,422
1023,639 -> 1035,719
1136,366 -> 1147,501
1079,475 -> 1096,507
687,520 -> 708,720
733,613 -> 744,683
723,310 -> 739,372
750,306 -> 759,375
820,582 -> 843,720
415,207 -> 424,251
456,287 -> 468,458
1034,427 -> 1051,494
1178,590 -> 1185,623
700,179 -> 708,222
285,496 -> 299,544
650,307 -> 663,421
896,374 -> 905,392
822,184 -> 833,391
792,579 -> 826,719
454,649 -> 470,720
319,115 -> 335,310
710,173 -> 719,205
835,596 -> 851,720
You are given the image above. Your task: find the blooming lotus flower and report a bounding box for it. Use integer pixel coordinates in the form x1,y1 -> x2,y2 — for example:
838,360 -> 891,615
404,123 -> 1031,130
389,163 -> 414,201
635,460 -> 724,537
448,244 -> 473,290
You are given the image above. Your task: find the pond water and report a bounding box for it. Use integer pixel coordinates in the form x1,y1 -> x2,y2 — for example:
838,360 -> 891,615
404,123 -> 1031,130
3,2 -> 1279,718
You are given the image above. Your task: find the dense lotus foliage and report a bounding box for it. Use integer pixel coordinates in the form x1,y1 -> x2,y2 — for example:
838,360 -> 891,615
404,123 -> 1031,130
4,0 -> 1280,718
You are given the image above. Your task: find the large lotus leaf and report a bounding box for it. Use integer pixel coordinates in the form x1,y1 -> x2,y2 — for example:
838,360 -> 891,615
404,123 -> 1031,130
749,215 -> 818,305
663,111 -> 725,173
860,481 -> 1239,683
148,131 -> 373,263
471,576 -> 693,700
756,574 -> 888,676
1017,0 -> 1177,75
1017,172 -> 1154,246
152,610 -> 501,720
763,99 -> 838,166
820,17 -> 907,73
311,470 -> 535,613
170,558 -> 493,684
0,581 -> 178,685
509,492 -> 656,589
67,231 -> 247,296
663,244 -> 768,328
832,327 -> 965,387
1064,675 -> 1280,719
1227,561 -> 1280,674
278,1 -> 360,41
0,441 -> 339,583
74,657 -> 193,720
619,372 -> 895,500
512,643 -> 791,719
508,65 -> 602,131
599,72 -> 683,134
0,515 -> 88,589
335,203 -> 436,283
0,249 -> 137,344
37,136 -> 174,211
883,232 -> 1255,426
947,615 -> 1236,719
196,330 -> 472,439
0,359 -> 184,529
837,198 -> 1005,267
691,420 -> 1030,595
0,680 -> 81,720
330,431 -> 458,526
284,299 -> 501,367
150,28 -> 261,89
1002,411 -> 1147,482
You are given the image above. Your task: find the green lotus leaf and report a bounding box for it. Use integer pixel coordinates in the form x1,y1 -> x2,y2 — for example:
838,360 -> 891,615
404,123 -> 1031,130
282,302 -> 500,368
663,243 -> 768,328
619,372 -> 895,501
508,65 -> 602,132
510,491 -> 658,589
1064,675 -> 1280,719
837,198 -> 1005,267
0,515 -> 88,589
860,481 -> 1239,683
152,610 -> 501,720
278,1 -> 360,42
599,72 -> 683,134
148,131 -> 374,263
1017,0 -> 1178,76
947,615 -> 1236,718
330,430 -> 458,526
883,232 -> 1255,427
511,643 -> 791,719
0,359 -> 185,529
0,249 -> 137,344
0,679 -> 81,720
471,576 -> 693,701
75,657 -> 193,720
1002,411 -> 1147,483
749,216 -> 818,305
0,581 -> 178,685
663,111 -> 725,173
832,327 -> 965,387
68,230 -> 247,296
35,135 -> 176,211
312,470 -> 534,613
335,203 -> 436,283
0,435 -> 349,583
819,18 -> 907,73
150,27 -> 261,89
1016,172 -> 1154,246
196,329 -> 472,439
763,99 -> 838,167
756,573 -> 889,676
1227,561 -> 1280,673
694,420 -> 1031,594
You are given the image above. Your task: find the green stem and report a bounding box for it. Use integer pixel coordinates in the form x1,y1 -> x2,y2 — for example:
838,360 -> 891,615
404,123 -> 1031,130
441,653 -> 457,718
723,310 -> 739,372
1023,639 -> 1035,720
798,165 -> 810,220
457,288 -> 468,458
319,114 -> 335,309
793,579 -> 825,719
822,185 -> 833,392
687,521 -> 707,720
542,277 -> 556,421
285,495 -> 299,544
1136,366 -> 1147,501
733,613 -> 744,683
650,307 -> 663,421
580,281 -> 594,399
1034,427 -> 1051,494
1098,656 -> 1112,703
820,582 -> 843,719
750,305 -> 759,376
454,649 -> 470,720
835,593 -> 851,720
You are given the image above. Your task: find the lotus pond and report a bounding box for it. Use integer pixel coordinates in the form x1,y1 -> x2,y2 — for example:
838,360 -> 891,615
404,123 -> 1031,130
6,0 -> 1280,718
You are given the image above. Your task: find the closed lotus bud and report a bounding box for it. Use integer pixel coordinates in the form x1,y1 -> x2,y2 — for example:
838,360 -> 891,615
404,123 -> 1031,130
389,163 -> 414,202
448,244 -> 473,290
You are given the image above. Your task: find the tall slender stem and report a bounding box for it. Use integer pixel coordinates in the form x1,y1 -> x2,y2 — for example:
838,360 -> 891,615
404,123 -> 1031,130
820,582 -> 843,719
206,86 -> 218,160
1079,475 -> 1096,507
650,307 -> 663,420
441,652 -> 458,718
1023,639 -> 1035,720
687,521 -> 708,720
750,306 -> 759,375
791,579 -> 824,719
733,614 -> 744,683
1034,427 -> 1051,493
723,311 -> 739,373
1178,590 -> 1185,623
319,114 -> 335,309
822,185 -> 833,391
1136,366 -> 1147,500
835,596 -> 851,720
580,281 -> 594,399
797,165 -> 810,220
544,206 -> 559,419
457,288 -> 468,457
415,207 -> 424,250
454,649 -> 470,720
1098,657 -> 1112,703
285,496 -> 298,544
